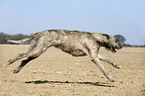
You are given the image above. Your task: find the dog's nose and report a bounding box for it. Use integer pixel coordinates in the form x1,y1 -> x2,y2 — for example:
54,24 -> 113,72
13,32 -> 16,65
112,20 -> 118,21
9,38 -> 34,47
119,44 -> 122,49
117,44 -> 122,49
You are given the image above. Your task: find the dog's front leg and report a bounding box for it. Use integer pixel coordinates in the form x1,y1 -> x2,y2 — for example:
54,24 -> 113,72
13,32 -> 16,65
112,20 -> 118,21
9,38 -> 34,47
91,57 -> 115,82
98,54 -> 121,69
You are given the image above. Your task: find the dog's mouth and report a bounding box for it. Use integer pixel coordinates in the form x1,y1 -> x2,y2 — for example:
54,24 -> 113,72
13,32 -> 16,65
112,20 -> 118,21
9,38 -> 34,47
103,43 -> 122,53
111,44 -> 122,53
111,47 -> 117,53
107,45 -> 122,53
105,46 -> 117,53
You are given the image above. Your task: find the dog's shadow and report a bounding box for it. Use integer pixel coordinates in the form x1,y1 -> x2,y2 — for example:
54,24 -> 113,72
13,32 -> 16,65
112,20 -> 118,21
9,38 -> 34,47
25,80 -> 115,87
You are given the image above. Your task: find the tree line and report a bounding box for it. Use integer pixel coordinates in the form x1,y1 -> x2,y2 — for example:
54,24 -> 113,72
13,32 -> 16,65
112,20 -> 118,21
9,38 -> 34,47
0,32 -> 144,47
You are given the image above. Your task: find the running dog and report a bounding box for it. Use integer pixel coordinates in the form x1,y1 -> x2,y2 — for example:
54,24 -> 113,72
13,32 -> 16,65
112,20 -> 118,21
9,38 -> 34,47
7,29 -> 122,82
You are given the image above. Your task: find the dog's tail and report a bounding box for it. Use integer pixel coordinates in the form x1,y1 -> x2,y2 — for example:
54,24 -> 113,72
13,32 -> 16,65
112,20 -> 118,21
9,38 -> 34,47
7,38 -> 31,44
7,32 -> 40,45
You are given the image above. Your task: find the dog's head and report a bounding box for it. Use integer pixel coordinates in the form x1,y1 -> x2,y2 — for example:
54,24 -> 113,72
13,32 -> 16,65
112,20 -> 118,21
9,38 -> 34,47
92,33 -> 122,52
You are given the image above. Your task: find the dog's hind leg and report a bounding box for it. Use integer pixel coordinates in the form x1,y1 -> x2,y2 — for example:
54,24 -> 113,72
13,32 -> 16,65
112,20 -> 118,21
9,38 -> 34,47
7,39 -> 37,65
13,37 -> 51,73
13,57 -> 37,74
13,45 -> 48,74
8,37 -> 51,73
7,51 -> 34,65
7,49 -> 34,65
7,37 -> 48,65
98,54 -> 121,69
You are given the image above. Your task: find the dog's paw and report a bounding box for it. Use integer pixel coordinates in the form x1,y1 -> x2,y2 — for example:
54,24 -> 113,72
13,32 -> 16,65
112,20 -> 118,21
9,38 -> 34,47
13,69 -> 20,74
113,63 -> 121,69
115,65 -> 121,69
7,59 -> 15,65
107,75 -> 115,82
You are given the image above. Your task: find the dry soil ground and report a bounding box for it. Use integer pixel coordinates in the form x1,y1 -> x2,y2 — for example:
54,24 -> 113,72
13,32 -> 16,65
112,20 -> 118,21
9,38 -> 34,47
0,45 -> 145,96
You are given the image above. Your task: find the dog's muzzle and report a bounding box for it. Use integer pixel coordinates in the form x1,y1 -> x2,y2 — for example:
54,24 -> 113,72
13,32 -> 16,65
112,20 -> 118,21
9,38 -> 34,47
111,44 -> 122,53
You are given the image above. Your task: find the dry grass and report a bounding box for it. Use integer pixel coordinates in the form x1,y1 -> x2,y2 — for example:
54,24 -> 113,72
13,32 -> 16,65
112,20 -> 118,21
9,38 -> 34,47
0,45 -> 145,96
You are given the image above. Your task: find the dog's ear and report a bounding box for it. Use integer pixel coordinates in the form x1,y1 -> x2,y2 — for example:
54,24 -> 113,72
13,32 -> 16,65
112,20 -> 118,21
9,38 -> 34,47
102,34 -> 110,40
92,33 -> 109,43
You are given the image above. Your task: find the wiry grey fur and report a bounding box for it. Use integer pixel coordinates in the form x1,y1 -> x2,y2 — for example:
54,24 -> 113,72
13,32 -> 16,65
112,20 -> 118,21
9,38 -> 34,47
7,29 -> 122,82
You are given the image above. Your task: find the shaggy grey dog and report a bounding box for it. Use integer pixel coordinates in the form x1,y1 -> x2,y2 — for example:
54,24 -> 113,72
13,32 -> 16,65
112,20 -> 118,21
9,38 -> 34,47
7,29 -> 122,82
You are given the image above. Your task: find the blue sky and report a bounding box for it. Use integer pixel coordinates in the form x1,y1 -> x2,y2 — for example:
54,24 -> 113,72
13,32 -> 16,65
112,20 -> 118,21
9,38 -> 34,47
0,0 -> 145,45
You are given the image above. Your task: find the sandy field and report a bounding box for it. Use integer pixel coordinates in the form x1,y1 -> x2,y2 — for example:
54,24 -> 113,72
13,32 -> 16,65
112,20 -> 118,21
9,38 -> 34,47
0,45 -> 145,96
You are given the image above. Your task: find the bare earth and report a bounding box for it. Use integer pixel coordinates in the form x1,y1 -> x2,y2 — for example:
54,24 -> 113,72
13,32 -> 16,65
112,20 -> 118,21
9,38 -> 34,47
0,45 -> 145,96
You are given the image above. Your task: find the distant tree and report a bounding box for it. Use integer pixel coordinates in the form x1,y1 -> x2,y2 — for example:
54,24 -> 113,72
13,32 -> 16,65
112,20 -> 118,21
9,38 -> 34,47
0,32 -> 10,44
113,34 -> 126,45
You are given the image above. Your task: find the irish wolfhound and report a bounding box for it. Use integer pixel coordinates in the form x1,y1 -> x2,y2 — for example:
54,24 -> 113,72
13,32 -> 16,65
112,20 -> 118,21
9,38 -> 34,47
7,29 -> 122,82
